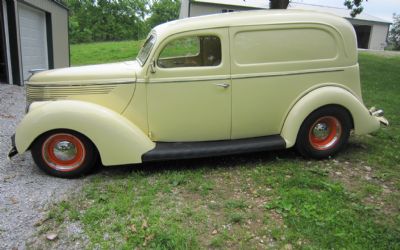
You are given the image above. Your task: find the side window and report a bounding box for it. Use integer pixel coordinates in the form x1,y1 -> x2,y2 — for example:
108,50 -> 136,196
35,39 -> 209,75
158,35 -> 221,68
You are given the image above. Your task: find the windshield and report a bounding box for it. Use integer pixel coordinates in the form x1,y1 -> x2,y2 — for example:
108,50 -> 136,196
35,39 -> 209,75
137,34 -> 156,66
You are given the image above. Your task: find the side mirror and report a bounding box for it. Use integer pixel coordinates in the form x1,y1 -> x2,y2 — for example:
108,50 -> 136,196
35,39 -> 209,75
150,59 -> 156,74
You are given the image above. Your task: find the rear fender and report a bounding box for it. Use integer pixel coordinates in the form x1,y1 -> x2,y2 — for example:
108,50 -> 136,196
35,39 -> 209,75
281,86 -> 380,148
15,100 -> 155,165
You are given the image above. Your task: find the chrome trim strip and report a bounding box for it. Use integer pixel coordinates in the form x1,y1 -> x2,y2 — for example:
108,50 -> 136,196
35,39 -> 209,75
136,79 -> 147,83
149,75 -> 231,84
147,68 -> 345,84
231,68 -> 345,80
27,80 -> 136,88
28,68 -> 346,86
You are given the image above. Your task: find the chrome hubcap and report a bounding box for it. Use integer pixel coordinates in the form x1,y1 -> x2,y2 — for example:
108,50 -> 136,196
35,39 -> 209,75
41,133 -> 86,172
53,141 -> 77,161
309,116 -> 342,150
312,122 -> 330,140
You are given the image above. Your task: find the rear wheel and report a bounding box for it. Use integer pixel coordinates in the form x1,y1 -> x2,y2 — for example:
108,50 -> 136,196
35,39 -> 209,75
31,130 -> 98,178
295,106 -> 352,159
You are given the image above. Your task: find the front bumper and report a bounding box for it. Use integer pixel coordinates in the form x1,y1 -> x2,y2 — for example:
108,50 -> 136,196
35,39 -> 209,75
8,134 -> 18,159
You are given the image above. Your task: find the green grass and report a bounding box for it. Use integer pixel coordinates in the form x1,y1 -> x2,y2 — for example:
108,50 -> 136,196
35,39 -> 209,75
264,162 -> 398,248
33,43 -> 400,249
71,40 -> 143,66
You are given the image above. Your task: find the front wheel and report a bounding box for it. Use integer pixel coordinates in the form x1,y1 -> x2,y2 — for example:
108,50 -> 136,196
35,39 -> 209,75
31,130 -> 98,178
295,106 -> 352,159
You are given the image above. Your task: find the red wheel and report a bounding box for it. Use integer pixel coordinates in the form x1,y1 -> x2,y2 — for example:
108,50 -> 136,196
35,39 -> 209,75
32,130 -> 98,178
308,116 -> 342,151
296,106 -> 352,159
41,133 -> 86,172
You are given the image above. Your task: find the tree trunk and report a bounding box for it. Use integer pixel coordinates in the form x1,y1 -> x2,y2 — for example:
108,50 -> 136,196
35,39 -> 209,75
269,0 -> 289,9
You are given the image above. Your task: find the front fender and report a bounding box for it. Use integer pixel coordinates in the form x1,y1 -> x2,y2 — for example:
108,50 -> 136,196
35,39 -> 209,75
15,100 -> 155,165
281,86 -> 380,148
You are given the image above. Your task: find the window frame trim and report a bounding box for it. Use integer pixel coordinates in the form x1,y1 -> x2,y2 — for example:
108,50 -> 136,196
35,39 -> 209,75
155,34 -> 222,69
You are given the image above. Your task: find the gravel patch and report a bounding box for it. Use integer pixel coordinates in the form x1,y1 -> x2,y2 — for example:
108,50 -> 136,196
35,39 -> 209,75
0,84 -> 86,249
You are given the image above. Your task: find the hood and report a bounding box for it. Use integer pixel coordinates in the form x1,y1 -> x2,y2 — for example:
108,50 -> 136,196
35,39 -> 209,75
28,61 -> 140,85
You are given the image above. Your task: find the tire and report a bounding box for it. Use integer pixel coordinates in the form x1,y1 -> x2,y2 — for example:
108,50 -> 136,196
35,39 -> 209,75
31,130 -> 98,178
295,105 -> 352,159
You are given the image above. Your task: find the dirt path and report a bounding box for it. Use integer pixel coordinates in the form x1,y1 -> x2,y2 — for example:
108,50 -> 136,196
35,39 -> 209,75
0,84 -> 86,249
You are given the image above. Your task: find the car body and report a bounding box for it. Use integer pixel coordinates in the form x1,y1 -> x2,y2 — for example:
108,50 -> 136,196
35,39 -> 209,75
9,10 -> 388,177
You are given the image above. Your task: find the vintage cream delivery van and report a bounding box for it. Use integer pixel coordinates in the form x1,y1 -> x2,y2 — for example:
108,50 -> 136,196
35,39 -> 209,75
8,10 -> 388,177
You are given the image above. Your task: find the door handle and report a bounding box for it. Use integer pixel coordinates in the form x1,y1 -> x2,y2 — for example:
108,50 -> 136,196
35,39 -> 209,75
215,83 -> 230,88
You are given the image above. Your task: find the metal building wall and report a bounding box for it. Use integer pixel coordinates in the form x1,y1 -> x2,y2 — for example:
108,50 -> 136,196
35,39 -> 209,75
369,23 -> 390,50
188,2 -> 256,17
19,0 -> 69,68
2,0 -> 13,84
348,19 -> 390,51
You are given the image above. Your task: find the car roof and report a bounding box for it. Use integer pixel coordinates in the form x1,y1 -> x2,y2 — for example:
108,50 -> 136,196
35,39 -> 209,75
153,9 -> 353,40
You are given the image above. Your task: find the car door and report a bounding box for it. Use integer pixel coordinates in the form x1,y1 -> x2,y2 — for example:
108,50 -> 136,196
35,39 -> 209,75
147,29 -> 231,142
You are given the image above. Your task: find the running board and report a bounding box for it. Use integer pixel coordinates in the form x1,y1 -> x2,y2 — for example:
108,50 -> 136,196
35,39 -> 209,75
142,135 -> 286,162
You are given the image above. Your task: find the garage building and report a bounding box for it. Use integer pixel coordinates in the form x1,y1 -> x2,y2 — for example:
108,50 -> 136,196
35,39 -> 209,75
1,0 -> 69,86
180,0 -> 391,51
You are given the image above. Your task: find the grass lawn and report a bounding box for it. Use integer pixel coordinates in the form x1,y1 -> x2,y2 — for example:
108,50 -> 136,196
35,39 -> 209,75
33,41 -> 400,249
71,40 -> 143,66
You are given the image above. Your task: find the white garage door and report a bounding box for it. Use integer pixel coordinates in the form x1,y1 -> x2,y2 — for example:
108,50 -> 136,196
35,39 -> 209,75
18,3 -> 48,81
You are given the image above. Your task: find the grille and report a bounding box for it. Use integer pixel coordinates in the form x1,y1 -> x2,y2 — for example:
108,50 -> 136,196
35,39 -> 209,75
27,84 -> 117,104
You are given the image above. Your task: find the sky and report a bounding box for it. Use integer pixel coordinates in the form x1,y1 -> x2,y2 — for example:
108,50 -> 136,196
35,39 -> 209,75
296,0 -> 400,22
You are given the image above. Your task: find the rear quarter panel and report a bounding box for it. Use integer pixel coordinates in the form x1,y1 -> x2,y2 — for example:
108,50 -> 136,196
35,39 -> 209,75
229,21 -> 360,139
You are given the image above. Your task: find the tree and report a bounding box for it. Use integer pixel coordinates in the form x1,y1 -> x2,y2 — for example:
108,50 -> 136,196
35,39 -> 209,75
147,0 -> 180,28
66,0 -> 148,43
269,0 -> 289,9
268,0 -> 366,17
66,0 -> 182,44
389,13 -> 400,50
344,0 -> 368,17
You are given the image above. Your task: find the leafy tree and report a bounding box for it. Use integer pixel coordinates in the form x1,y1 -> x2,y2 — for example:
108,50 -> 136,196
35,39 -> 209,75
67,0 -> 95,43
66,0 -> 148,43
66,0 -> 182,44
147,0 -> 180,28
269,0 -> 289,9
344,0 -> 368,17
389,13 -> 400,50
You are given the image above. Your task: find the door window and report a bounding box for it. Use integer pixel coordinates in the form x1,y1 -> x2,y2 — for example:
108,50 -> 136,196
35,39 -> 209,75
158,36 -> 221,68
